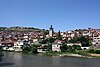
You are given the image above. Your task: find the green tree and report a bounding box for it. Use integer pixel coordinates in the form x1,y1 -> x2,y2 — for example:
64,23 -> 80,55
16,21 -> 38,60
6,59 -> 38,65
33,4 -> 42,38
72,45 -> 82,50
79,36 -> 90,47
22,46 -> 31,53
30,45 -> 38,54
57,30 -> 62,40
47,37 -> 55,43
47,44 -> 52,51
68,36 -> 90,47
22,44 -> 38,54
67,46 -> 75,53
43,29 -> 49,35
42,37 -> 55,44
0,46 -> 3,62
68,38 -> 77,43
60,43 -> 68,52
41,39 -> 48,44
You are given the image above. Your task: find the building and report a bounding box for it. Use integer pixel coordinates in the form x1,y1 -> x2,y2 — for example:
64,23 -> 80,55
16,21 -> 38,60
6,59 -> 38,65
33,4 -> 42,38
49,25 -> 54,37
52,44 -> 61,52
67,43 -> 82,46
14,41 -> 24,51
92,35 -> 100,46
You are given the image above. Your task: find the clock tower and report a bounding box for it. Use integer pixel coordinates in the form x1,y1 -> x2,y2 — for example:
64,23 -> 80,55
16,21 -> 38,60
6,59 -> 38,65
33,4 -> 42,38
49,25 -> 54,37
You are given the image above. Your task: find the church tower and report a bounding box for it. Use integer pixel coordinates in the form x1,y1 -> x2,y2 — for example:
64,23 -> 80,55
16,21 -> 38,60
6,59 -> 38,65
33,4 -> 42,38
49,25 -> 54,37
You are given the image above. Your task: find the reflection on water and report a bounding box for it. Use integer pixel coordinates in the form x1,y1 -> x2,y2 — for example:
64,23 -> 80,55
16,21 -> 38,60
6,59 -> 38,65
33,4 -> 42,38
51,56 -> 61,67
1,52 -> 100,67
0,62 -> 14,66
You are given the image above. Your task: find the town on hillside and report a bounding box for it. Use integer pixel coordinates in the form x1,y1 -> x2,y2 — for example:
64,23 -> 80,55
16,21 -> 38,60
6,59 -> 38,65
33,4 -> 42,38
0,25 -> 100,53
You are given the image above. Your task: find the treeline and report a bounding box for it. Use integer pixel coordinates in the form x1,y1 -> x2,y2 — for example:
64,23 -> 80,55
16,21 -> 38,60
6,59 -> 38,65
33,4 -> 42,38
0,46 -> 3,62
0,26 -> 42,31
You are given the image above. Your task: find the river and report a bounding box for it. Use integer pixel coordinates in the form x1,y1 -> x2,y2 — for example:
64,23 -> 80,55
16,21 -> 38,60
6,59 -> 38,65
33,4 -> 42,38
0,52 -> 100,67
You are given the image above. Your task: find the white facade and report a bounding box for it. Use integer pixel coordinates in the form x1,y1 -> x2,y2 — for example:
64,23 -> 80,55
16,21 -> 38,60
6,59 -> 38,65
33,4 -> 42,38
81,47 -> 89,50
33,39 -> 38,42
93,36 -> 100,44
14,41 -> 24,51
71,34 -> 75,38
52,44 -> 61,52
14,41 -> 24,46
14,46 -> 23,51
67,43 -> 82,46
37,48 -> 46,53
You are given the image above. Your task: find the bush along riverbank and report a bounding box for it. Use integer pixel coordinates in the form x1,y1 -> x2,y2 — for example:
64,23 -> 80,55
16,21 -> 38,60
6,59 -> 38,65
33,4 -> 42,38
0,46 -> 3,62
39,48 -> 100,58
40,50 -> 91,58
22,44 -> 100,58
22,44 -> 39,54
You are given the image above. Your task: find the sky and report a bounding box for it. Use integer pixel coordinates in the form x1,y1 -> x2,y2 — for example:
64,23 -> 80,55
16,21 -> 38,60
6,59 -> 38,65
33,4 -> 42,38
0,0 -> 100,32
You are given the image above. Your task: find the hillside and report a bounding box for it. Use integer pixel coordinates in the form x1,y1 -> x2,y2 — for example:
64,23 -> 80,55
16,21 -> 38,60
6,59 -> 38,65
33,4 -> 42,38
0,26 -> 42,32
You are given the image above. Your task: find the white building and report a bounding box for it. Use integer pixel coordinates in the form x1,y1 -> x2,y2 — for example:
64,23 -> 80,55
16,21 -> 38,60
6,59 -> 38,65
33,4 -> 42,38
67,43 -> 82,46
92,35 -> 100,46
14,41 -> 24,51
52,44 -> 61,52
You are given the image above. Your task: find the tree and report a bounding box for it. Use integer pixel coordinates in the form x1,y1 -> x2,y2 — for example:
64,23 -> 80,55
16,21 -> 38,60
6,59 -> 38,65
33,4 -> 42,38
41,39 -> 48,44
47,37 -> 55,43
41,37 -> 55,44
68,38 -> 77,43
47,44 -> 52,51
22,44 -> 38,54
72,45 -> 82,50
60,43 -> 68,52
30,45 -> 38,54
22,46 -> 31,53
68,36 -> 90,47
0,46 -> 3,62
64,46 -> 75,53
79,36 -> 90,47
43,29 -> 49,35
57,30 -> 62,40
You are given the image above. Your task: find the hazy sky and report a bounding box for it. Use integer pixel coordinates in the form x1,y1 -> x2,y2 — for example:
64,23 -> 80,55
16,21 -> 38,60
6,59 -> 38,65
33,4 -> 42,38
0,0 -> 100,32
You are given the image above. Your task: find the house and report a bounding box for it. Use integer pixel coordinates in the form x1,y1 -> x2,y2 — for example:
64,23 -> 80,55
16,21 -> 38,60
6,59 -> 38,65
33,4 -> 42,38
92,35 -> 100,46
1,42 -> 14,51
14,41 -> 24,51
52,44 -> 61,52
51,40 -> 63,52
37,46 -> 47,53
37,44 -> 48,53
81,47 -> 89,50
33,38 -> 38,42
67,43 -> 90,50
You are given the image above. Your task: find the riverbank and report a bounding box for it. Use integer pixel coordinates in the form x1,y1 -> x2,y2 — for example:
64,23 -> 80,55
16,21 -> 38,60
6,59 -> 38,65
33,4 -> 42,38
3,51 -> 100,58
2,52 -> 100,67
37,51 -> 100,58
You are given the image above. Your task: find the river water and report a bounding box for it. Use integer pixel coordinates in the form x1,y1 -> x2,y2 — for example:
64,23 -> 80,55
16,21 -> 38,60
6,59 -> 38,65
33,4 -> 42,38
0,52 -> 100,67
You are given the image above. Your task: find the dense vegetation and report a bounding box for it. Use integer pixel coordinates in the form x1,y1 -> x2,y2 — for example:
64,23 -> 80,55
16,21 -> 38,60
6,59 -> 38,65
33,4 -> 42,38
68,36 -> 91,47
0,46 -> 3,62
0,26 -> 42,31
41,37 -> 55,44
22,44 -> 39,54
60,43 -> 82,53
88,49 -> 100,54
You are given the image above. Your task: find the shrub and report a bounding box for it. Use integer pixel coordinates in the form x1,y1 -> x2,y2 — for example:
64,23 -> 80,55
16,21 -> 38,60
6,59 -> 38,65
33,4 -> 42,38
88,49 -> 95,53
0,46 -> 3,62
95,50 -> 100,54
22,47 -> 31,53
